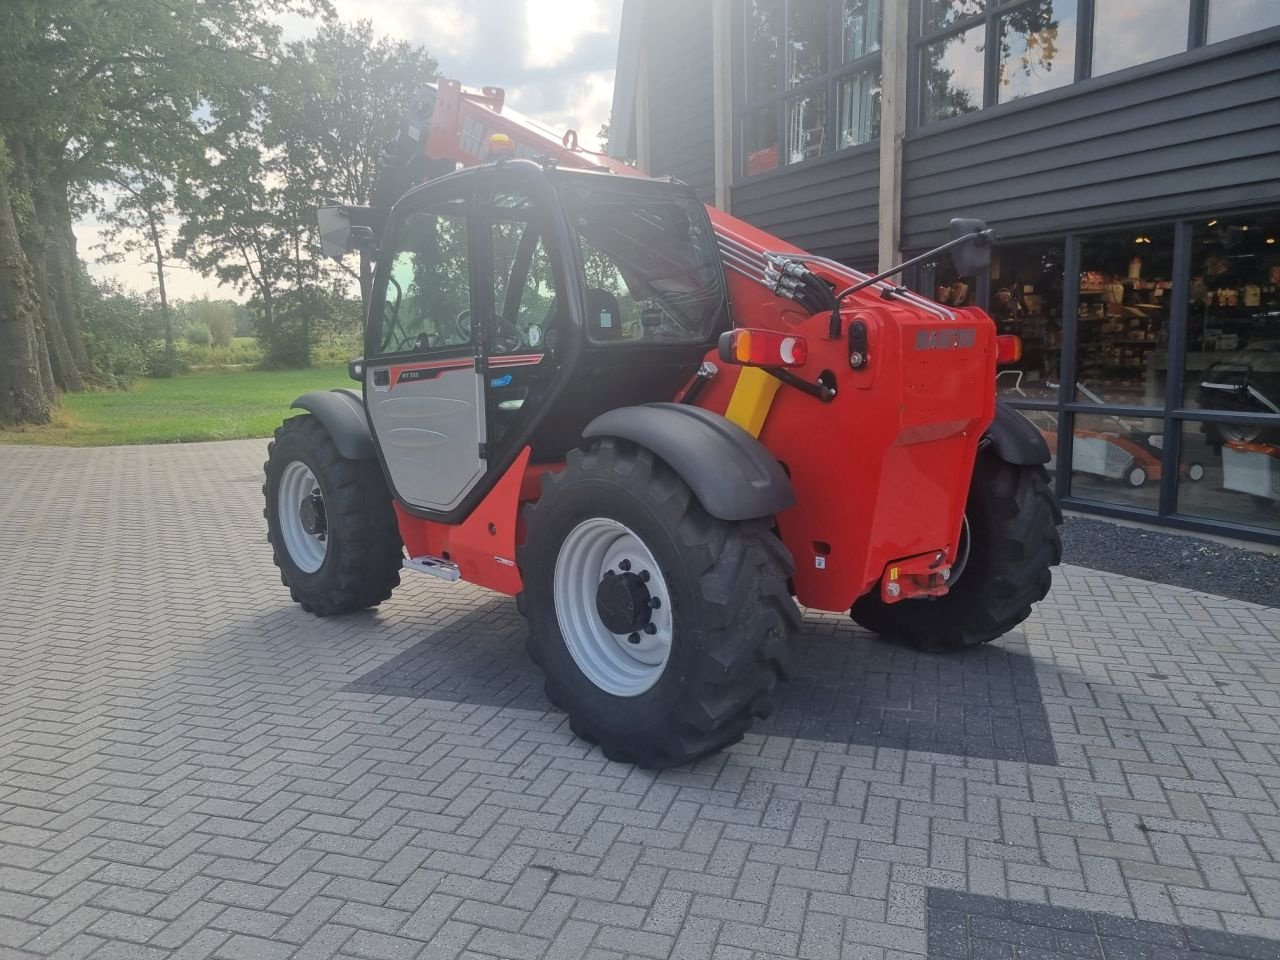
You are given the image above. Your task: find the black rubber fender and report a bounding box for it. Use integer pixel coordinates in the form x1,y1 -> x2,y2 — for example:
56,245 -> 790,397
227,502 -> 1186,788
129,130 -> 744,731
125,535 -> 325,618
982,401 -> 1051,466
582,403 -> 795,521
290,389 -> 375,460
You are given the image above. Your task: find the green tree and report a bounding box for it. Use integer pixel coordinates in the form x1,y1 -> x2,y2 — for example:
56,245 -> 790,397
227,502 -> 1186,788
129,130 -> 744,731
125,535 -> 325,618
178,19 -> 436,367
0,0 -> 328,424
96,174 -> 183,364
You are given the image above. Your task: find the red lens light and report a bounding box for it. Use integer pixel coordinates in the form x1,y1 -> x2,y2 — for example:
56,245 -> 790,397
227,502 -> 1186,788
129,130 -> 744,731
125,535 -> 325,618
718,329 -> 808,368
995,335 -> 1022,365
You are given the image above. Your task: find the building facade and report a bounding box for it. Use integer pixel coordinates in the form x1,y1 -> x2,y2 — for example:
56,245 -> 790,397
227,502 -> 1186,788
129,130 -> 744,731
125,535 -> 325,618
609,0 -> 1280,544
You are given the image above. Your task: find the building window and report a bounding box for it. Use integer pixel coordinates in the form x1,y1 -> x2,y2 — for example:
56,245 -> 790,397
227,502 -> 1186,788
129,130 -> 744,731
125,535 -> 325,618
991,240 -> 1066,400
920,23 -> 986,121
997,0 -> 1078,102
1206,0 -> 1280,44
1179,420 -> 1280,531
1075,224 -> 1175,407
1185,211 -> 1280,412
737,0 -> 882,178
1067,411 -> 1163,509
1090,0 -> 1190,76
916,0 -> 1079,124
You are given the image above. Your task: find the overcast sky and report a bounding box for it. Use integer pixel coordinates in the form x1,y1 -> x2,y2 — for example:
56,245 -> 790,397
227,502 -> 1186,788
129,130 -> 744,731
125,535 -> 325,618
82,0 -> 624,302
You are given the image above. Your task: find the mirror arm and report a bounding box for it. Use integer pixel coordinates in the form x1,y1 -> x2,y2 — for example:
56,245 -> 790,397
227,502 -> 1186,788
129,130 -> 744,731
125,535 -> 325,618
827,228 -> 995,338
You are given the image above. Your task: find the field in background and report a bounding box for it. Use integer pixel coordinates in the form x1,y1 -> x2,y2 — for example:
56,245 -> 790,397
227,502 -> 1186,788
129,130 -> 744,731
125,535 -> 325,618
0,366 -> 349,447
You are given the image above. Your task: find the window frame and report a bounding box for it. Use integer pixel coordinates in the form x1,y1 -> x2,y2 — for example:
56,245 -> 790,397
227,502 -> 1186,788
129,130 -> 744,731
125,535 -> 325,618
911,0 -> 1089,127
734,0 -> 885,182
905,0 -> 1265,130
366,182 -> 477,363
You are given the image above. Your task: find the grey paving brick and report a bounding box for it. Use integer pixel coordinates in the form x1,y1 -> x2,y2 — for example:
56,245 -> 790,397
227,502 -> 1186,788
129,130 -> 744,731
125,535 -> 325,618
3,440 -> 1280,960
927,889 -> 1280,960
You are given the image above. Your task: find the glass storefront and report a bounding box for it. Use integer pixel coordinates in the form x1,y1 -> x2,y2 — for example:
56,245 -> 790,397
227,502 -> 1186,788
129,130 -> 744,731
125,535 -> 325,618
1067,412 -> 1163,510
1179,419 -> 1280,527
913,207 -> 1280,539
990,239 -> 1065,401
1184,212 -> 1280,412
1075,224 -> 1174,407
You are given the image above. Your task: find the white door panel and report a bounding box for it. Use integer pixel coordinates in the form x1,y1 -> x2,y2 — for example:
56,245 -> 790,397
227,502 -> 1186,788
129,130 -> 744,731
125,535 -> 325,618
368,365 -> 486,512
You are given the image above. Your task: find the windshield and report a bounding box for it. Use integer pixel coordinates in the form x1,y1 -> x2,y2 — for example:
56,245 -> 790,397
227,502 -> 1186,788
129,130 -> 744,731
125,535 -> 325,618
560,181 -> 725,345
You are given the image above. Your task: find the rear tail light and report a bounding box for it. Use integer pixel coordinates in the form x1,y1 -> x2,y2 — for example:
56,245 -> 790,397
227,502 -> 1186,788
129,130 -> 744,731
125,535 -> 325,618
718,329 -> 808,368
995,335 -> 1022,366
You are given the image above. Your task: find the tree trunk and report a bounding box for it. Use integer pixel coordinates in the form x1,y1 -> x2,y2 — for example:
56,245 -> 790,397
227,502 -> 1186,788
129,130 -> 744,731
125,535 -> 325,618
31,197 -> 83,392
49,184 -> 93,376
29,233 -> 80,393
149,215 -> 174,355
0,140 -> 54,427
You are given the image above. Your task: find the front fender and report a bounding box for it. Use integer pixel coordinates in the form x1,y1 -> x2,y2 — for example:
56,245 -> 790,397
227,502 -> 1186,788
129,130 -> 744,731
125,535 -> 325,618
290,389 -> 375,460
982,401 -> 1051,465
583,403 -> 795,521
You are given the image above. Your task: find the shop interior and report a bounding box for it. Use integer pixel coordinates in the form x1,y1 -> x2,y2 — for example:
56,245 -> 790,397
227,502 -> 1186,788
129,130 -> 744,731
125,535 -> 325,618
909,208 -> 1280,536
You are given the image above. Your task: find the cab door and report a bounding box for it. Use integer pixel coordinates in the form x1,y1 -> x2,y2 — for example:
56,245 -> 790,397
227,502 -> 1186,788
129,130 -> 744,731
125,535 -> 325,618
364,181 -> 487,514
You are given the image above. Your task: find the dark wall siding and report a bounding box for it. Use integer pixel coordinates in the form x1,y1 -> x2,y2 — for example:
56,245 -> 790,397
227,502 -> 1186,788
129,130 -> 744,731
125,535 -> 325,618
731,148 -> 880,264
900,31 -> 1280,250
642,0 -> 716,200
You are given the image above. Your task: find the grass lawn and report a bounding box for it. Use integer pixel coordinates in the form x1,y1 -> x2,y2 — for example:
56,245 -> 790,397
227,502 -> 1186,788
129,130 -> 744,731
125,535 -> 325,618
0,366 -> 350,447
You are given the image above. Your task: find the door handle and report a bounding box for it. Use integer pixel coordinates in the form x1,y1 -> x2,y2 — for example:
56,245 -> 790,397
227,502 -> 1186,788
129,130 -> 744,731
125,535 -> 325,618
373,368 -> 390,387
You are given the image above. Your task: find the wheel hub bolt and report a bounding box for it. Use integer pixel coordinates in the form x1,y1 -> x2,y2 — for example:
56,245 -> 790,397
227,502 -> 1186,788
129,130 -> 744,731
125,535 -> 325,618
643,623 -> 657,635
650,597 -> 661,609
638,570 -> 650,583
628,632 -> 641,645
618,559 -> 632,572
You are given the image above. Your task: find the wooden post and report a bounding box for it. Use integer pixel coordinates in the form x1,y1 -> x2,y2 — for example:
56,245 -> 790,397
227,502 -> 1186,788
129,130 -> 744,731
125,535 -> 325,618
877,0 -> 909,272
711,0 -> 734,212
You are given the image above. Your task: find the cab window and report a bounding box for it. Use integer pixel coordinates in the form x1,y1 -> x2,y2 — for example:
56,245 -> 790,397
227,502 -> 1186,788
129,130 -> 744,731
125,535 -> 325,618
489,193 -> 559,356
563,184 -> 724,345
375,200 -> 471,356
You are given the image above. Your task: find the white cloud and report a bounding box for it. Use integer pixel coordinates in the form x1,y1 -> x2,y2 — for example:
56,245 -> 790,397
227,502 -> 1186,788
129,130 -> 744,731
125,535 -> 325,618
326,0 -> 480,56
523,0 -> 609,69
508,68 -> 615,151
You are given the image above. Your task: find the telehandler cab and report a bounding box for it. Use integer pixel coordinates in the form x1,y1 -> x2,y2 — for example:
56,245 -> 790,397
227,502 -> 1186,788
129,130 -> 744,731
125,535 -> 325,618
265,81 -> 1062,768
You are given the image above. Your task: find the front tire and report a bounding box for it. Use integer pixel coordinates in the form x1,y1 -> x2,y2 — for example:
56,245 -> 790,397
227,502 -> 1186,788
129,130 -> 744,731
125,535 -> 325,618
264,415 -> 403,616
850,455 -> 1062,651
519,439 -> 799,768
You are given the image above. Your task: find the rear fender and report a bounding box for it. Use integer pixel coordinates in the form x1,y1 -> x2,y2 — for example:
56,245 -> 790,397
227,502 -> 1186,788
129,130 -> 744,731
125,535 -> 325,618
290,389 -> 375,460
982,402 -> 1051,465
582,403 -> 795,521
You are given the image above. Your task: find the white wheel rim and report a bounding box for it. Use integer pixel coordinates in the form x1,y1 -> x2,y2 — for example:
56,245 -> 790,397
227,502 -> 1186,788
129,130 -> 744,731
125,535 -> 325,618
1128,467 -> 1147,487
553,518 -> 673,697
1189,463 -> 1205,481
278,460 -> 328,573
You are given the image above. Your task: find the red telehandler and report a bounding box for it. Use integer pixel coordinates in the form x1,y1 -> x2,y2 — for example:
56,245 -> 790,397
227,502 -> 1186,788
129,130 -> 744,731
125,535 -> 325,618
265,80 -> 1062,768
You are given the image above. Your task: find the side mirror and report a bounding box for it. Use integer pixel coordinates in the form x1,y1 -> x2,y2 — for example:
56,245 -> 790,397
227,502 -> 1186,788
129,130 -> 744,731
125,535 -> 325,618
318,206 -> 353,259
317,205 -> 377,259
949,218 -> 994,276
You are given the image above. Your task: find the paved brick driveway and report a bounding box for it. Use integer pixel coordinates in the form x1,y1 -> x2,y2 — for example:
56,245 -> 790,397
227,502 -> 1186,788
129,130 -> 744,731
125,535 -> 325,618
1,439 -> 1278,960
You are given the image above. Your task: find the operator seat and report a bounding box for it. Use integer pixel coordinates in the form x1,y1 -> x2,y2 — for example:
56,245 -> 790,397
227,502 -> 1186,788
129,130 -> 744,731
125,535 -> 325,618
585,288 -> 624,341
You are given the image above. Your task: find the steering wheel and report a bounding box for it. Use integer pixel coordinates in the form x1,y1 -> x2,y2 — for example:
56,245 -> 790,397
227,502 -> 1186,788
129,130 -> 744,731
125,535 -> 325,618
495,319 -> 524,354
455,309 -> 472,341
397,322 -> 428,354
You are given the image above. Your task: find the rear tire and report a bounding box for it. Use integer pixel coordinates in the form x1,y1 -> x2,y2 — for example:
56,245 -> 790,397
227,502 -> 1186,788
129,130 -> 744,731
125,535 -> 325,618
264,415 -> 403,616
850,455 -> 1062,651
518,438 -> 799,768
